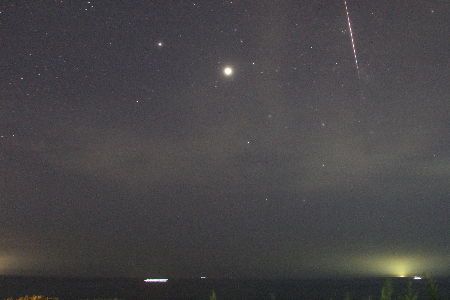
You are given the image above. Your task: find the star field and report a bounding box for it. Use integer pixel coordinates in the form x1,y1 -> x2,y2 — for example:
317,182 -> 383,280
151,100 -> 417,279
1,0 -> 450,278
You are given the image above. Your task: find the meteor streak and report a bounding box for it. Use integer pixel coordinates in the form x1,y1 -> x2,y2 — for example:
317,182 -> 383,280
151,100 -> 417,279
344,0 -> 359,78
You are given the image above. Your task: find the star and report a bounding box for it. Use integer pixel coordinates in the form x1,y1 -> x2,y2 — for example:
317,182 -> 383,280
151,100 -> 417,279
223,67 -> 233,76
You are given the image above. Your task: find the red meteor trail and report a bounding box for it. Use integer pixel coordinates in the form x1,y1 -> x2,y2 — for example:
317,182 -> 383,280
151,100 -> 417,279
345,0 -> 359,78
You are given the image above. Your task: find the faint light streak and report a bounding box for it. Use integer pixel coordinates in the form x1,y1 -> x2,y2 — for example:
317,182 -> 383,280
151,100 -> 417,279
144,279 -> 168,282
344,0 -> 359,78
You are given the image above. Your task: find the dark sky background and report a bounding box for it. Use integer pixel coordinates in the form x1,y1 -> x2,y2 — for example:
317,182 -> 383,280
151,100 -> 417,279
1,0 -> 450,278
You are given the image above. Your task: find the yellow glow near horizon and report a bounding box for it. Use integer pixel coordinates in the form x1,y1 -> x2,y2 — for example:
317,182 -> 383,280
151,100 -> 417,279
363,256 -> 427,277
0,254 -> 17,274
335,253 -> 450,277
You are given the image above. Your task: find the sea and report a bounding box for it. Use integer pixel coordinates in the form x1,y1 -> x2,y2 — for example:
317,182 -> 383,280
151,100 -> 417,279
0,276 -> 449,300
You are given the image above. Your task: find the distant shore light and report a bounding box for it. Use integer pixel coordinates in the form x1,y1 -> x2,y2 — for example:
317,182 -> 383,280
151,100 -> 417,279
144,279 -> 168,282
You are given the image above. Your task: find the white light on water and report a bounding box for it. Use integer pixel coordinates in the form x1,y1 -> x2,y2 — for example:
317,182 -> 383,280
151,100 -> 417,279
144,279 -> 168,282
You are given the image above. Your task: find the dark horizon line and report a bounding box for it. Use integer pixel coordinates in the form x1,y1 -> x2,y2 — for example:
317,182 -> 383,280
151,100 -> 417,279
0,275 -> 445,280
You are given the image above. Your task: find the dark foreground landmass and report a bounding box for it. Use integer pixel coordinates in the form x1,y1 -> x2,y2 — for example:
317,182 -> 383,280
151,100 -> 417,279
1,276 -> 450,300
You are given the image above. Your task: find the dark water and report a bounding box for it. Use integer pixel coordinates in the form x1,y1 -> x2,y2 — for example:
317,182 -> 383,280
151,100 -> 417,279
0,276 -> 449,300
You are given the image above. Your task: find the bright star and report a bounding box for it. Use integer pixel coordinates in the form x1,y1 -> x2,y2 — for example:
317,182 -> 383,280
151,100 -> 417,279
224,67 -> 233,76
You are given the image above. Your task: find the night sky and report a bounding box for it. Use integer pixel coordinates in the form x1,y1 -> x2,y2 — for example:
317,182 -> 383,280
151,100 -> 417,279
2,0 -> 450,278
